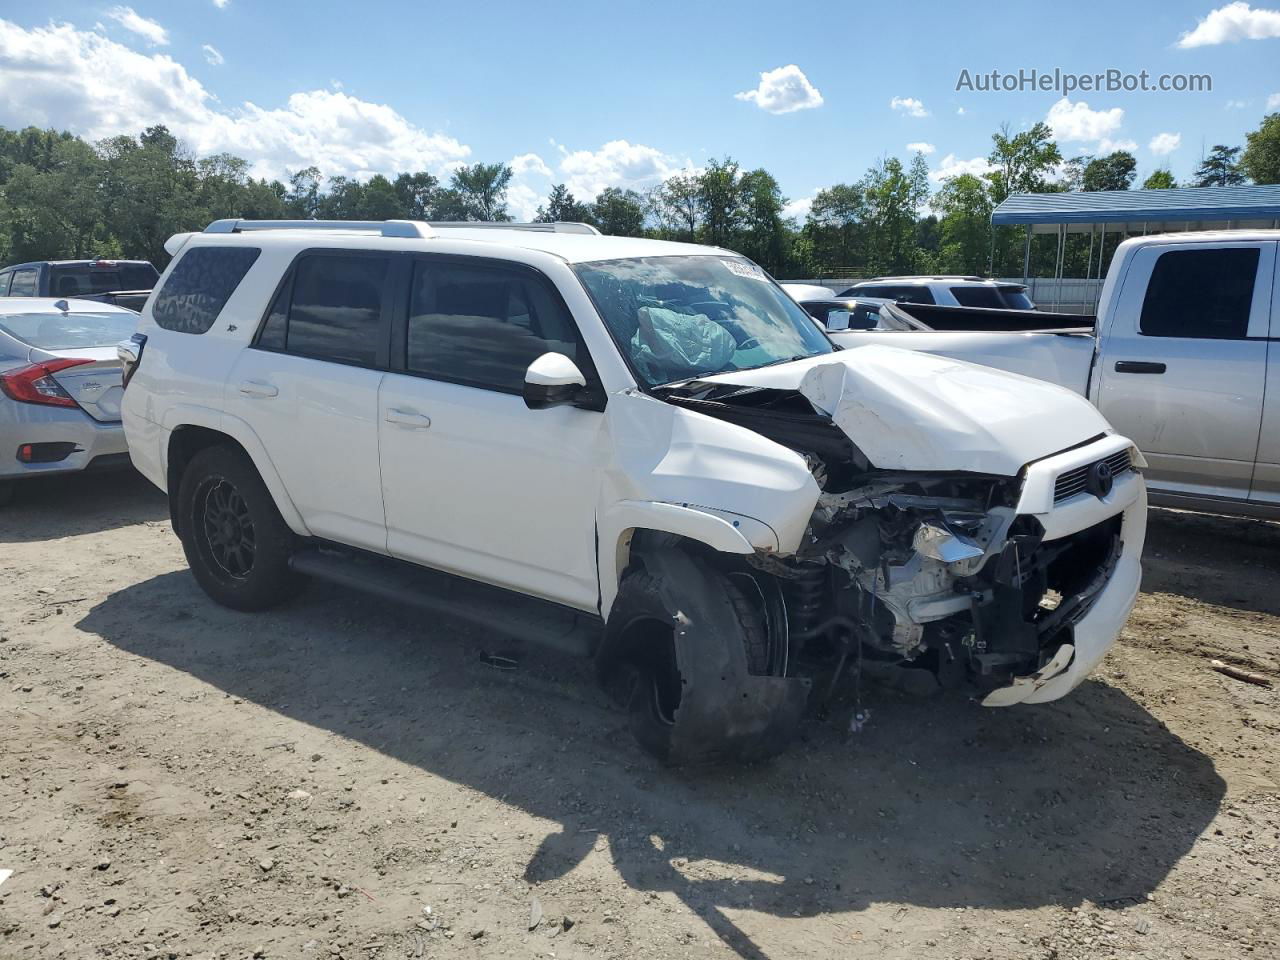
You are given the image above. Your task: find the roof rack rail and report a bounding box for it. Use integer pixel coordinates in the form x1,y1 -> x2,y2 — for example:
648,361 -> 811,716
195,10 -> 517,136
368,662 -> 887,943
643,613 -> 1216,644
204,219 -> 434,238
866,274 -> 987,282
428,221 -> 601,235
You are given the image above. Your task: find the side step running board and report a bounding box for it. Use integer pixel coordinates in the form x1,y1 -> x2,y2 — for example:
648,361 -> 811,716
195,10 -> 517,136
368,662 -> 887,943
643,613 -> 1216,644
289,547 -> 603,658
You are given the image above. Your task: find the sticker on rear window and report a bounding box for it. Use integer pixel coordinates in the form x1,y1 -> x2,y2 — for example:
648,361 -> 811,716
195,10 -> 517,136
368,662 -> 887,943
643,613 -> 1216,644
720,259 -> 768,282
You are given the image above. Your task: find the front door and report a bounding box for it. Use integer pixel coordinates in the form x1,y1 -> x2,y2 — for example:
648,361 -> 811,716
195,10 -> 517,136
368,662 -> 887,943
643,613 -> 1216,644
378,255 -> 610,611
1094,241 -> 1274,501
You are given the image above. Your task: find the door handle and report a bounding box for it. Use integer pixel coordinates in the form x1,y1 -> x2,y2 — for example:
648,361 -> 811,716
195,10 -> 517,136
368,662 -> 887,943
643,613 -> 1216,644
384,408 -> 432,429
238,380 -> 279,397
1114,360 -> 1166,375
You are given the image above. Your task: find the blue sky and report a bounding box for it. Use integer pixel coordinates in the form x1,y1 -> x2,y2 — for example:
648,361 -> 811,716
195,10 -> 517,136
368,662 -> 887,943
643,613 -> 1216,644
1,1 -> 1278,218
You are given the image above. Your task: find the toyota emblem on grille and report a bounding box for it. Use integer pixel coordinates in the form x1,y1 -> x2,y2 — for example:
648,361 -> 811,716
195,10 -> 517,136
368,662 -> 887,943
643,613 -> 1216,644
1086,460 -> 1114,498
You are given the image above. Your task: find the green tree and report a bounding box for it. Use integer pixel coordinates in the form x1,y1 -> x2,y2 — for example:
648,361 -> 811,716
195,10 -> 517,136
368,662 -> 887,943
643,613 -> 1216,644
1082,151 -> 1137,191
591,187 -> 646,236
534,183 -> 594,223
861,154 -> 930,275
651,173 -> 700,241
440,162 -> 513,221
392,171 -> 440,219
285,166 -> 323,218
1192,145 -> 1245,187
1142,169 -> 1177,189
734,168 -> 788,274
696,158 -> 744,247
803,183 -> 866,275
932,173 -> 993,275
1241,113 -> 1280,185
986,122 -> 1062,203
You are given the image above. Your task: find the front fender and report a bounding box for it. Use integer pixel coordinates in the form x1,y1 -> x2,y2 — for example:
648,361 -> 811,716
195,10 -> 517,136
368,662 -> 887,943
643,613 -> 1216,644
597,499 -> 769,619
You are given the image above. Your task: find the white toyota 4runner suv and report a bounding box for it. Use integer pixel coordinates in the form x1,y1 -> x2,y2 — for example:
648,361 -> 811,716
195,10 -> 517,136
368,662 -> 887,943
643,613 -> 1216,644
119,219 -> 1147,763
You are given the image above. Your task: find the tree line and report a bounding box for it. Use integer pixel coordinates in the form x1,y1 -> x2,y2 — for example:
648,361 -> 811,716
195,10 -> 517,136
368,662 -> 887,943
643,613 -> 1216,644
1,110 -> 1277,279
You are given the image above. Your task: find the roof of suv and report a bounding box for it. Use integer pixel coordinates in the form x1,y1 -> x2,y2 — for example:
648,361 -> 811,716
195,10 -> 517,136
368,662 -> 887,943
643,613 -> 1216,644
175,221 -> 732,266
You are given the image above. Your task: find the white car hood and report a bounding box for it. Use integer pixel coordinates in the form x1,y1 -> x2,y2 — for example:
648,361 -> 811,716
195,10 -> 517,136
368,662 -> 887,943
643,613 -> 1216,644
693,344 -> 1112,476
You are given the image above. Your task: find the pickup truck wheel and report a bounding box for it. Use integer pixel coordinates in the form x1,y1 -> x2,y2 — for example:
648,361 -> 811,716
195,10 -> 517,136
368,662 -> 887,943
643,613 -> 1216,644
177,445 -> 303,611
604,553 -> 795,764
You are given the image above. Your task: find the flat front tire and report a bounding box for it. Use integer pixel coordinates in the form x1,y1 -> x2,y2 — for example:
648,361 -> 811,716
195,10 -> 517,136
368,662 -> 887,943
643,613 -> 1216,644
176,444 -> 303,611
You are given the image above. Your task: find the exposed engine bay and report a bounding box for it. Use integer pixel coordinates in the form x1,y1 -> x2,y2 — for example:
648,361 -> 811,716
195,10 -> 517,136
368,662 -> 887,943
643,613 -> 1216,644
658,379 -> 1128,696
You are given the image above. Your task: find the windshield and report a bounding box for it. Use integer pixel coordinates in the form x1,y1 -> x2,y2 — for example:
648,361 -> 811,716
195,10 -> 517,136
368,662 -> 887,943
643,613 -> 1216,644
0,311 -> 137,350
574,256 -> 833,387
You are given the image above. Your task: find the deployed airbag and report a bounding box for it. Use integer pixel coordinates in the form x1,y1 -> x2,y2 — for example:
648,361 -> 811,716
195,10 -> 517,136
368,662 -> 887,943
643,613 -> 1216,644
631,306 -> 735,382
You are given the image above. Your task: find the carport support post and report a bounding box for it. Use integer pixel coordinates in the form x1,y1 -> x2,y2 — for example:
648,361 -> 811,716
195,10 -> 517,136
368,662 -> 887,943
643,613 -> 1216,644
1022,225 -> 1031,285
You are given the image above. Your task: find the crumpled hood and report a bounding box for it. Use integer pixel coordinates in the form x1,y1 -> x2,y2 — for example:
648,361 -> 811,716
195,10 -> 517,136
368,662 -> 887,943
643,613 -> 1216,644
693,344 -> 1113,476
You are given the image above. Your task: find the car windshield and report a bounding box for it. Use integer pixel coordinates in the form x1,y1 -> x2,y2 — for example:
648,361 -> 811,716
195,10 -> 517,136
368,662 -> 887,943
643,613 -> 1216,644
0,310 -> 137,350
574,255 -> 833,387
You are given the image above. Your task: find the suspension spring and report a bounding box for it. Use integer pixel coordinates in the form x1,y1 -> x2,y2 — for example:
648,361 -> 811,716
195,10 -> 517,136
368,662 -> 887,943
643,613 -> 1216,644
786,565 -> 826,636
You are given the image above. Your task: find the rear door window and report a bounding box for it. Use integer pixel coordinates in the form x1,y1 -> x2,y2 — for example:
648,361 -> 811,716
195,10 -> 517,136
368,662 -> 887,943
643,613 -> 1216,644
950,286 -> 1005,308
1139,248 -> 1260,339
404,258 -> 586,393
9,269 -> 38,297
256,253 -> 390,366
152,247 -> 261,334
49,263 -> 160,296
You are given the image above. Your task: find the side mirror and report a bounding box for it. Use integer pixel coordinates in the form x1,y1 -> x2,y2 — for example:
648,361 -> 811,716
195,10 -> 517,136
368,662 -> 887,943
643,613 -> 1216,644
826,309 -> 852,331
523,352 -> 587,410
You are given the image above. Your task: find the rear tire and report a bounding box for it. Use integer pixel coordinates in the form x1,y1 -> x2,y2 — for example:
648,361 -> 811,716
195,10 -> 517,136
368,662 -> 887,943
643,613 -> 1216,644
176,444 -> 303,611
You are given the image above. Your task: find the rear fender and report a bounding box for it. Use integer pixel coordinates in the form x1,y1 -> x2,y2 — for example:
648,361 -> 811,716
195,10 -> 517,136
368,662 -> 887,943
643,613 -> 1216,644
162,404 -> 310,536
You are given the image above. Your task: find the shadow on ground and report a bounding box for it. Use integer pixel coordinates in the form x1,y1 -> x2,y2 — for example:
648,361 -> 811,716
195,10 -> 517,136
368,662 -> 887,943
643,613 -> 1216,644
1,469 -> 166,543
81,571 -> 1224,960
1143,507 -> 1280,616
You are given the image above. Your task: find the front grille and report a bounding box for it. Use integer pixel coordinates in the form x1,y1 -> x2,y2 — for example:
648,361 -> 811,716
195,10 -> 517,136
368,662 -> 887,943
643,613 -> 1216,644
1053,448 -> 1132,503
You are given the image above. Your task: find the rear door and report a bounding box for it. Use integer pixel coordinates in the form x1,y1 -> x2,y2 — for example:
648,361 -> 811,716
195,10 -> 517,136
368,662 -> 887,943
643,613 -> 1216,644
1095,241 -> 1275,501
226,250 -> 392,552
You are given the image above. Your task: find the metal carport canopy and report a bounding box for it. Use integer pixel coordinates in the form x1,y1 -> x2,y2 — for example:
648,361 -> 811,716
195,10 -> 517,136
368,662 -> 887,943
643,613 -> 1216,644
993,184 -> 1280,232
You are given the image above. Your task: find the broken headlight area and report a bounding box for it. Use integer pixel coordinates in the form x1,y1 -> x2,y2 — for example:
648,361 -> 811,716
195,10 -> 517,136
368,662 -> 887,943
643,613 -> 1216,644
752,473 -> 1123,692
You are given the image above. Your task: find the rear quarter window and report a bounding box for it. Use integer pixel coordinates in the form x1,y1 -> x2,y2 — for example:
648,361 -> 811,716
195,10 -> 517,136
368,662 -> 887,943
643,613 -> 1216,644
152,247 -> 262,334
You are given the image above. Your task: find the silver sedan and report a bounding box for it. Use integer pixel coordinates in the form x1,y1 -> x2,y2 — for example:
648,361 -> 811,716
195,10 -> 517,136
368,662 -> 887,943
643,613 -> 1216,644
0,298 -> 139,506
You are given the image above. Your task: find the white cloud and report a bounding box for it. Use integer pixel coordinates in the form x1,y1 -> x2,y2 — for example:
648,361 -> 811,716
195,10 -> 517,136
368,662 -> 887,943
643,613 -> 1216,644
1097,137 -> 1138,152
213,0 -> 230,8
734,64 -> 823,114
930,153 -> 993,183
956,106 -> 966,115
106,6 -> 168,46
201,43 -> 223,66
1046,97 -> 1124,142
890,96 -> 929,118
557,139 -> 687,200
0,19 -> 470,181
906,141 -> 936,155
1148,132 -> 1182,155
510,152 -> 552,178
1177,2 -> 1280,47
1226,98 -> 1250,109
782,195 -> 813,220
506,183 -> 543,221
1268,92 -> 1280,109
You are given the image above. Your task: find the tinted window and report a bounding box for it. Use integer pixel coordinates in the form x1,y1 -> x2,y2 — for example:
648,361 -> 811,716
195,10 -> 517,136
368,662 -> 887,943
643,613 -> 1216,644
1140,248 -> 1259,339
407,260 -> 583,392
0,272 -> 10,295
950,286 -> 1005,308
854,284 -> 935,304
259,254 -> 388,366
0,310 -> 137,349
9,269 -> 37,297
152,247 -> 261,334
49,263 -> 159,296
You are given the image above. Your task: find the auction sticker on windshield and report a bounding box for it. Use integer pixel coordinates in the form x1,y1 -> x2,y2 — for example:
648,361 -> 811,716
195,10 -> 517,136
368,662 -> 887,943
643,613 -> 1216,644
720,259 -> 768,281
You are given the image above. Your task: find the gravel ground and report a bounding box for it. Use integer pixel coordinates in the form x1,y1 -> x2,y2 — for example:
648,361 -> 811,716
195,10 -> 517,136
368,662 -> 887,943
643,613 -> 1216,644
1,470 -> 1277,960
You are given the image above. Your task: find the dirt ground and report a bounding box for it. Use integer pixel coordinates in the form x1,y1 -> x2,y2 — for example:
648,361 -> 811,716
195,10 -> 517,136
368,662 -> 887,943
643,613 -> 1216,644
2,471 -> 1278,960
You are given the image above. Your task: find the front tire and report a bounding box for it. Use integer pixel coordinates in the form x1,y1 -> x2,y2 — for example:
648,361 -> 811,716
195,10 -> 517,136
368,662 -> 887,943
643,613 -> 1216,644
176,445 -> 303,611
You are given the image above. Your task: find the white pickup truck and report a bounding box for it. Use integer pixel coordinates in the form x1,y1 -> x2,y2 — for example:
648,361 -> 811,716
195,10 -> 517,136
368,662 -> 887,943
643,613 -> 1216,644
827,231 -> 1280,520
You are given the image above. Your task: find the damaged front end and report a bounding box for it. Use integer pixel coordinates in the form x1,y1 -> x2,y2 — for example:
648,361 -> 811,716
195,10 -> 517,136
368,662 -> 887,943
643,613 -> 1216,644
661,379 -> 1131,703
